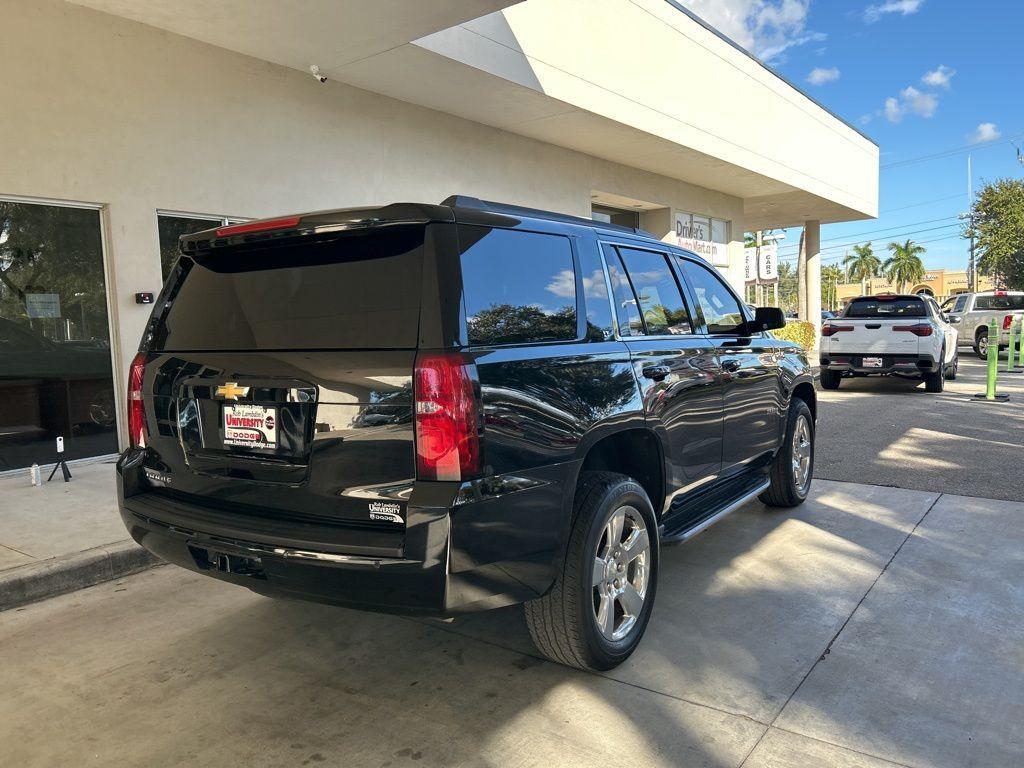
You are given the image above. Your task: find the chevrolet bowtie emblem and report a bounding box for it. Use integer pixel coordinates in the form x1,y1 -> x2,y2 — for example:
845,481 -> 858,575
215,382 -> 250,401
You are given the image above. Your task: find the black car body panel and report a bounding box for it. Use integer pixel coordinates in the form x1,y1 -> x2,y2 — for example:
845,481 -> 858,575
117,197 -> 814,616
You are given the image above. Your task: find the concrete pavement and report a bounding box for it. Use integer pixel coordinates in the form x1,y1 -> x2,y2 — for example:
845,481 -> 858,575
3,479 -> 1020,768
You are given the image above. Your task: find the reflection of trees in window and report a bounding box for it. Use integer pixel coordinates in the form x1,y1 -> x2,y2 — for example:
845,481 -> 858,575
0,202 -> 108,343
468,303 -> 576,346
639,301 -> 692,335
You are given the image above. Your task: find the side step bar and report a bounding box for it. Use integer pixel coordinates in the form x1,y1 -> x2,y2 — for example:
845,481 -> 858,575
660,479 -> 770,545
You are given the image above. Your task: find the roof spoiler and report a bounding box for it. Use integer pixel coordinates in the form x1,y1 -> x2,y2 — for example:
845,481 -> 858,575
440,195 -> 652,238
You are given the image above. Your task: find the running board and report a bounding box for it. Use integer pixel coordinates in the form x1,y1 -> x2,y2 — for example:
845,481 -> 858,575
659,479 -> 770,545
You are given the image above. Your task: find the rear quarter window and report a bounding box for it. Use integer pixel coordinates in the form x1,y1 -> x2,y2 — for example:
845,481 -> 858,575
459,226 -> 577,346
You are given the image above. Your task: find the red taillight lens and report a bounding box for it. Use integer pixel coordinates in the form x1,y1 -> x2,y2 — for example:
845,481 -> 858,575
127,352 -> 148,449
893,323 -> 933,337
414,352 -> 481,481
822,323 -> 854,337
1003,315 -> 1014,330
215,216 -> 301,238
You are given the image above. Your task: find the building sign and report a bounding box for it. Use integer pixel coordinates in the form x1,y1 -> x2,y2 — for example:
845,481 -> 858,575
743,244 -> 778,282
25,293 -> 61,318
675,211 -> 729,267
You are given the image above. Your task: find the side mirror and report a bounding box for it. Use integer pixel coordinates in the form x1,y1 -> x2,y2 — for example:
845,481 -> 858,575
748,306 -> 786,333
946,315 -> 961,324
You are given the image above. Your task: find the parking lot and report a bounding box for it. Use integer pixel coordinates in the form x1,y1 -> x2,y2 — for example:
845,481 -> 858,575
815,354 -> 1024,501
3,352 -> 1023,768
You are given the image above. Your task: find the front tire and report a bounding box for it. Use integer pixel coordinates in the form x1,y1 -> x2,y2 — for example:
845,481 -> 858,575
975,330 -> 988,360
524,471 -> 659,671
760,399 -> 814,508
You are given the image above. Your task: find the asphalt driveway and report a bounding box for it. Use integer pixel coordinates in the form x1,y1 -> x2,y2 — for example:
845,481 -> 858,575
3,479 -> 1021,768
814,354 -> 1024,501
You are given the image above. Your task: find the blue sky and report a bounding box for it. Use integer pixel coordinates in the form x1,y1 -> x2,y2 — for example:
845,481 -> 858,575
682,0 -> 1022,274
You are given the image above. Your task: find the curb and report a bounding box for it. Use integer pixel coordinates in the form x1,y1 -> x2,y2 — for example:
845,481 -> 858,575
0,541 -> 163,613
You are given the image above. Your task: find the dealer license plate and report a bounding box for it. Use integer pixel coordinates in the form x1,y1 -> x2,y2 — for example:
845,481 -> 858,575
862,357 -> 883,368
222,403 -> 278,450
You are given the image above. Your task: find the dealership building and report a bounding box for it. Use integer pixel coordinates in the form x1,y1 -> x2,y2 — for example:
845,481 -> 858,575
0,0 -> 879,470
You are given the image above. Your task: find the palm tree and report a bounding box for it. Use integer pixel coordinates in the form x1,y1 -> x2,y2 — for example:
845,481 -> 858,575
884,240 -> 926,293
843,243 -> 882,295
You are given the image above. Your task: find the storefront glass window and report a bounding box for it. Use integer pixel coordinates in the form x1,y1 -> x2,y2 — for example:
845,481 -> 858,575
0,201 -> 116,470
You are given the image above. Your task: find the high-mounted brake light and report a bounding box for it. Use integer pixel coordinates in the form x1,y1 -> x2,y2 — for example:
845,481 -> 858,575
822,323 -> 855,336
893,323 -> 933,337
995,290 -> 1007,296
127,352 -> 149,449
414,352 -> 481,482
215,216 -> 301,238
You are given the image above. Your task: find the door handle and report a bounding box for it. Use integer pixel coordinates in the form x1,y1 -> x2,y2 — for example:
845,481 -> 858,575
721,359 -> 741,373
641,365 -> 671,381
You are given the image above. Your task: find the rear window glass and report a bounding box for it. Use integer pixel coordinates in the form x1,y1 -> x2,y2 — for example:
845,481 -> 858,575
151,227 -> 424,351
974,294 -> 1024,310
844,297 -> 926,318
459,226 -> 577,346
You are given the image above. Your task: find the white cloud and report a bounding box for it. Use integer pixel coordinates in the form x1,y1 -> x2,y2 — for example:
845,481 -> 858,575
968,123 -> 1002,144
883,85 -> 939,123
921,65 -> 955,88
864,0 -> 924,23
679,0 -> 826,64
806,66 -> 840,85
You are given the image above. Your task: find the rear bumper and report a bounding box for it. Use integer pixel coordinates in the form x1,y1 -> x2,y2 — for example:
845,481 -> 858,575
819,352 -> 939,375
117,450 -> 573,616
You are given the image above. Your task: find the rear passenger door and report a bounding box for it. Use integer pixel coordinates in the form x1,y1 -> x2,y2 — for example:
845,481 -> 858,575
602,243 -> 724,498
676,257 -> 783,473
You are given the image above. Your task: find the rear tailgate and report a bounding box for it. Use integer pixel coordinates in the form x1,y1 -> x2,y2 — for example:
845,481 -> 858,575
825,318 -> 922,355
134,221 -> 429,532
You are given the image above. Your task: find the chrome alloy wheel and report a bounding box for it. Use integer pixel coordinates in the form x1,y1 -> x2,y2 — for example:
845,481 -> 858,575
792,415 -> 813,494
592,505 -> 650,642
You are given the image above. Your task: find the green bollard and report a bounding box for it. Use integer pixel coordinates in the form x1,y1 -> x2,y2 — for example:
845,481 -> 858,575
1018,317 -> 1024,369
973,317 -> 1009,401
1007,317 -> 1017,373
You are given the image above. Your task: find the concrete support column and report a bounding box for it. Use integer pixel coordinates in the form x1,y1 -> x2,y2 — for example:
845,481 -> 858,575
804,220 -> 822,353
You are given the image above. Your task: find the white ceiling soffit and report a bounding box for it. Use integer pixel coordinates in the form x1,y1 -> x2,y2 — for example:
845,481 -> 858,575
66,0 -> 520,73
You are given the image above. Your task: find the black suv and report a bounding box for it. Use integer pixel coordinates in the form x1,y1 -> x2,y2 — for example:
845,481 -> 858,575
117,197 -> 815,670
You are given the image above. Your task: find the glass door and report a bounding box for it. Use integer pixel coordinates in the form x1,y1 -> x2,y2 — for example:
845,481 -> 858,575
0,199 -> 116,471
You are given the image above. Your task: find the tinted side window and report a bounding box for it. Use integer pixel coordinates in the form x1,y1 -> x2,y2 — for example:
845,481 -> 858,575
678,260 -> 745,334
459,226 -> 577,346
953,295 -> 968,312
603,246 -> 644,337
616,247 -> 693,335
579,241 -> 615,341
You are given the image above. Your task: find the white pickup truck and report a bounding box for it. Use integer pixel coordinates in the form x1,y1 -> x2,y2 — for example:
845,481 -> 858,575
819,294 -> 958,392
939,290 -> 1024,358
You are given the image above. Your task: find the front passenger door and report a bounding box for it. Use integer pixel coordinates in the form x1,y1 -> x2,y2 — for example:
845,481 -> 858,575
677,257 -> 783,473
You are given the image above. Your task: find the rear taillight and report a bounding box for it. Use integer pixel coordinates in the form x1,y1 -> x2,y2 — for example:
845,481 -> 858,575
215,216 -> 301,237
821,323 -> 855,337
127,352 -> 148,449
1003,315 -> 1014,330
414,352 -> 481,481
893,323 -> 933,337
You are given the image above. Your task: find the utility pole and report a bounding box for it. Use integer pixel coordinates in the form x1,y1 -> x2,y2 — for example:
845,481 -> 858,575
967,155 -> 976,291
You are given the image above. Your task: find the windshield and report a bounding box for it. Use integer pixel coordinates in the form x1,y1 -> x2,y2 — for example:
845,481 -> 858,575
843,297 -> 927,318
149,227 -> 424,351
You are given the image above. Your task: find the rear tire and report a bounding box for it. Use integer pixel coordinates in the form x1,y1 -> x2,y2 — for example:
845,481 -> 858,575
945,351 -> 959,380
760,399 -> 814,508
925,348 -> 945,393
524,471 -> 659,671
819,368 -> 841,390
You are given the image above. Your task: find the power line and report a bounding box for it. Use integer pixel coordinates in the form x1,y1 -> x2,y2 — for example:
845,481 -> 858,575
881,132 -> 1024,170
777,215 -> 959,252
880,193 -> 965,214
778,226 -> 963,263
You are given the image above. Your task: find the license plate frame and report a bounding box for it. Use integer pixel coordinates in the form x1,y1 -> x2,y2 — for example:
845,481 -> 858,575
222,402 -> 279,450
862,356 -> 884,368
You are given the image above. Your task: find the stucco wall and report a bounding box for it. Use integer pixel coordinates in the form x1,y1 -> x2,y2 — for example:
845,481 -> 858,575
1,0 -> 746,446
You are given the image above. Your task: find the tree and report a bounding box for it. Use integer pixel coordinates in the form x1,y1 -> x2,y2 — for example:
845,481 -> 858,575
776,260 -> 799,314
969,178 -> 1024,290
821,264 -> 844,311
843,243 -> 882,295
883,240 -> 926,293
